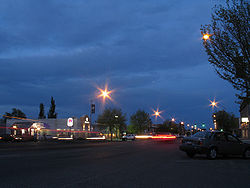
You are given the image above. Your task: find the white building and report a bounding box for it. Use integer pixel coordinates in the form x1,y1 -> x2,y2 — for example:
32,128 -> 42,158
6,115 -> 94,139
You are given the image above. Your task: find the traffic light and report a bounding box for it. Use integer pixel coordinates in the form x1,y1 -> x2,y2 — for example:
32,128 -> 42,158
91,104 -> 95,114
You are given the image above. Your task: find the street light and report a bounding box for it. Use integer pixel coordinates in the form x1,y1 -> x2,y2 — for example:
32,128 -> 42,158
203,34 -> 210,40
209,99 -> 218,109
97,84 -> 114,104
201,31 -> 211,40
114,115 -> 119,140
152,108 -> 163,121
209,98 -> 218,129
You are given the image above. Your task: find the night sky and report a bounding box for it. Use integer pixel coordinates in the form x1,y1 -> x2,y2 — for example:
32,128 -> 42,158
0,0 -> 239,127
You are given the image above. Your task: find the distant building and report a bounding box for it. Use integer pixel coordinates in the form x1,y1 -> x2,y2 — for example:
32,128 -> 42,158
5,115 -> 94,139
0,119 -> 6,134
239,99 -> 250,139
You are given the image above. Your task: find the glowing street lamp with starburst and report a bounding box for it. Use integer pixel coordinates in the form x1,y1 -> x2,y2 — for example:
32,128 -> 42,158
97,84 -> 114,103
209,99 -> 218,110
201,31 -> 212,41
152,108 -> 163,121
203,34 -> 210,40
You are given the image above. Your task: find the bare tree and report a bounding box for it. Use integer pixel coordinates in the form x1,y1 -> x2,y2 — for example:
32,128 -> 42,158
201,0 -> 249,101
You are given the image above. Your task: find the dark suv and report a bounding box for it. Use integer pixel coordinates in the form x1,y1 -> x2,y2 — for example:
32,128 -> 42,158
179,131 -> 250,159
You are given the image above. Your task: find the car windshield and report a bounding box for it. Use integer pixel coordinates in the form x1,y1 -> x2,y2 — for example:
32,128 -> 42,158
191,131 -> 211,138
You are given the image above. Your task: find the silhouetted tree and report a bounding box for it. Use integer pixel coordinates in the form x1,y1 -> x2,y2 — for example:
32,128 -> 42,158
156,120 -> 178,134
215,110 -> 239,132
130,110 -> 152,134
4,108 -> 26,122
127,124 -> 137,134
38,103 -> 46,119
97,108 -> 126,141
48,97 -> 57,119
201,0 -> 249,101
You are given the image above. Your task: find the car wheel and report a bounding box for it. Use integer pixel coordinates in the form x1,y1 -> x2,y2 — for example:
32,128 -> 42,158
243,148 -> 250,159
207,147 -> 217,159
186,152 -> 195,158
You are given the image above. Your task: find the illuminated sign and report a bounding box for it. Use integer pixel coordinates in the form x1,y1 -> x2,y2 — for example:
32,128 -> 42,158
241,117 -> 249,123
67,118 -> 73,127
85,117 -> 89,124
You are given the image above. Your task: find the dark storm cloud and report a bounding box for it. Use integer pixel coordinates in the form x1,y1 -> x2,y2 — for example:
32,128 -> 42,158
0,0 -> 239,124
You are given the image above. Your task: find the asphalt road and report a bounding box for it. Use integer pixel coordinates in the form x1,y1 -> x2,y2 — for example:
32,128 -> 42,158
0,140 -> 249,188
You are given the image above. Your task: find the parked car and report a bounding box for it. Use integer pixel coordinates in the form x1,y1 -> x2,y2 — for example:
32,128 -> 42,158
122,134 -> 136,141
179,131 -> 250,159
0,134 -> 32,142
0,134 -> 15,142
16,134 -> 34,141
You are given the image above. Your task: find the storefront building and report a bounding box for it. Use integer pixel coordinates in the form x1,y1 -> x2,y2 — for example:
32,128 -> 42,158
6,115 -> 95,140
240,99 -> 250,139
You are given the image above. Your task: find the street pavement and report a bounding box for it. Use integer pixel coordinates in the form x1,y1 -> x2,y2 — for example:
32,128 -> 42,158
0,140 -> 249,188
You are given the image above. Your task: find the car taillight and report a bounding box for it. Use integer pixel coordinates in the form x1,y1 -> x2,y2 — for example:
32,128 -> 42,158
198,141 -> 203,145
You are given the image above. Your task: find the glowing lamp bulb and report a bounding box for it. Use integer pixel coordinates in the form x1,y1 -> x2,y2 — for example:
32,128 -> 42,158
102,91 -> 108,97
203,34 -> 210,40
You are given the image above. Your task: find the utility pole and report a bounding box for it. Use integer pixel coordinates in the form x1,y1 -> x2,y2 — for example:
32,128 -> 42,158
90,100 -> 95,130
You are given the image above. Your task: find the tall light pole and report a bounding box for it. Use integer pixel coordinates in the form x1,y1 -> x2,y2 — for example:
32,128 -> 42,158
90,100 -> 95,131
114,115 -> 119,140
209,98 -> 218,129
96,83 -> 114,141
